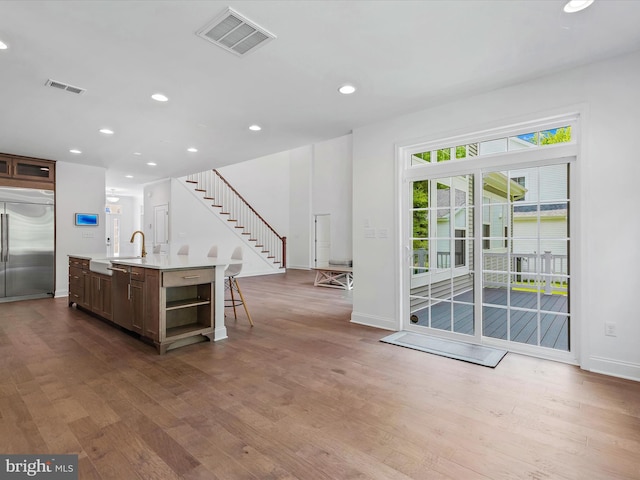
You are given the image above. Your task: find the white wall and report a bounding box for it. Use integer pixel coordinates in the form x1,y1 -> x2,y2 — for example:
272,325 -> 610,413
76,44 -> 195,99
215,136 -> 353,270
55,162 -> 106,296
218,151 -> 290,235
289,145 -> 313,269
352,49 -> 640,380
313,134 -> 353,262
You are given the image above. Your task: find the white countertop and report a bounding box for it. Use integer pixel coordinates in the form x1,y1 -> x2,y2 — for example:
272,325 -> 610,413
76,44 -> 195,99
70,253 -> 240,272
110,254 -> 240,271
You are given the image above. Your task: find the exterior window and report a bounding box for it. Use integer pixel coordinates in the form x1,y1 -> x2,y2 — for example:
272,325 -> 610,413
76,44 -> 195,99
411,126 -> 571,167
511,176 -> 525,187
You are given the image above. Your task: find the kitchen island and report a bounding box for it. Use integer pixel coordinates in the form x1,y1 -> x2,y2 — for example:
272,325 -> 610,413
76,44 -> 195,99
68,254 -> 239,354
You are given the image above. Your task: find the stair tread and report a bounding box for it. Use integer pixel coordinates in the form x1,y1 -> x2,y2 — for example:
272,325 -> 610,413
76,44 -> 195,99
185,174 -> 285,269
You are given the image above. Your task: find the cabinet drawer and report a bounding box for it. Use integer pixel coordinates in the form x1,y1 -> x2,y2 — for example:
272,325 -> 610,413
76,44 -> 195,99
69,275 -> 83,292
69,266 -> 84,281
163,268 -> 214,287
130,266 -> 146,281
69,257 -> 89,270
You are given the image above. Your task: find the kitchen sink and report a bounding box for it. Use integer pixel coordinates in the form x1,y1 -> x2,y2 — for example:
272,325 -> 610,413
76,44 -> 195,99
89,258 -> 112,276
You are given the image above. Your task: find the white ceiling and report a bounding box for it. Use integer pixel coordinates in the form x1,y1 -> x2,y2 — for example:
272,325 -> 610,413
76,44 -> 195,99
1,1 -> 639,196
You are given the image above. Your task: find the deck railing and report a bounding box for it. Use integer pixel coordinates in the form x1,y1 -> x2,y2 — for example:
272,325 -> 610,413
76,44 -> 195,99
412,249 -> 568,294
186,170 -> 286,268
483,251 -> 568,294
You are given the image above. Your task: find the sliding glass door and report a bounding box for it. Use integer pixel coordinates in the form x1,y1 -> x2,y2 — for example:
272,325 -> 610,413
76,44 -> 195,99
406,161 -> 572,355
409,174 -> 476,338
481,164 -> 570,350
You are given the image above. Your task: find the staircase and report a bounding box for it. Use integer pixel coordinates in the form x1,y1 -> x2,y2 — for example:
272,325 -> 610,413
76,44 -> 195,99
184,169 -> 286,268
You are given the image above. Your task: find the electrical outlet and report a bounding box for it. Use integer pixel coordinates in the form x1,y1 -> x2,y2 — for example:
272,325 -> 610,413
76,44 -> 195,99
605,322 -> 617,337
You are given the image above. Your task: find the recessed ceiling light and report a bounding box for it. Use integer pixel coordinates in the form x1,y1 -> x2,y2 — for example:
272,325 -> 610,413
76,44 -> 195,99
0,40 -> 7,50
125,175 -> 133,179
69,149 -> 82,154
563,0 -> 594,13
151,93 -> 168,102
99,128 -> 114,135
146,162 -> 157,166
248,124 -> 262,131
133,152 -> 142,156
187,147 -> 198,153
338,84 -> 356,95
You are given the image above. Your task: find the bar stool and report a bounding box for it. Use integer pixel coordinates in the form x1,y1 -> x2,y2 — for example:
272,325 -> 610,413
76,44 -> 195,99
224,246 -> 253,326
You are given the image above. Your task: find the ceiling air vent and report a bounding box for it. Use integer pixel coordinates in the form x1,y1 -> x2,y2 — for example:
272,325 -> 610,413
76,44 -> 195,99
196,7 -> 276,56
45,79 -> 86,95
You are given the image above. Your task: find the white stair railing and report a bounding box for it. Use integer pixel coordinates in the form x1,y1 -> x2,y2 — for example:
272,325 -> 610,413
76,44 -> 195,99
186,170 -> 286,267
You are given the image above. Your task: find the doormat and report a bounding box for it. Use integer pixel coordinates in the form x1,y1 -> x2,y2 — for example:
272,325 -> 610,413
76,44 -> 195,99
380,331 -> 507,368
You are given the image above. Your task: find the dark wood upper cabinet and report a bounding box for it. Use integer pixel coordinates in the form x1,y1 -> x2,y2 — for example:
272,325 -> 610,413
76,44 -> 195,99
0,153 -> 55,188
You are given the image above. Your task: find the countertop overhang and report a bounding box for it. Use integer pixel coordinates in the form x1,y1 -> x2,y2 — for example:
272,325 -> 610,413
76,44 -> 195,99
70,253 -> 240,273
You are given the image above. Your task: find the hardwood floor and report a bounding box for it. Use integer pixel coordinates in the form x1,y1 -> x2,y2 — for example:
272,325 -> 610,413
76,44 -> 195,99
1,269 -> 639,479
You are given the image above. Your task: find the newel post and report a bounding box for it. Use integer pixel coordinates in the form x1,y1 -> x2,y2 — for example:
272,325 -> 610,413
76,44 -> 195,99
282,237 -> 287,268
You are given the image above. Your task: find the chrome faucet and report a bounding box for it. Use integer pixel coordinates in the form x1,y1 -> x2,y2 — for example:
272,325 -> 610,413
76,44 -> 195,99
129,230 -> 147,257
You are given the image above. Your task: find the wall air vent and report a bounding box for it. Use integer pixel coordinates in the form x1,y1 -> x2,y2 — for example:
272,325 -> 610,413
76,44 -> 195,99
196,7 -> 276,56
45,79 -> 86,95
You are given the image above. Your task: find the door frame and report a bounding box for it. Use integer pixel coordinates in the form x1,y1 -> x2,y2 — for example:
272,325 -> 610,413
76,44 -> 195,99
397,116 -> 581,365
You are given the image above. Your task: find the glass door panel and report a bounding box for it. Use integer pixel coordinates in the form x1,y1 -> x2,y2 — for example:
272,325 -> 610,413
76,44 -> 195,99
482,164 -> 570,351
410,174 -> 475,336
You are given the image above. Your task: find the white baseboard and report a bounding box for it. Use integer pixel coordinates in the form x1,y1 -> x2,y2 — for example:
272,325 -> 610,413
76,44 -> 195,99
587,355 -> 640,382
350,312 -> 398,331
55,289 -> 69,298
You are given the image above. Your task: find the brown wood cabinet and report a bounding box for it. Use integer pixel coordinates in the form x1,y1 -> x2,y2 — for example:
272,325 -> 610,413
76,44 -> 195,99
69,256 -> 110,320
142,269 -> 160,341
68,257 -> 90,307
112,263 -> 214,354
0,153 -> 55,189
90,272 -> 112,321
111,263 -> 160,340
111,266 -> 133,331
70,258 -> 214,354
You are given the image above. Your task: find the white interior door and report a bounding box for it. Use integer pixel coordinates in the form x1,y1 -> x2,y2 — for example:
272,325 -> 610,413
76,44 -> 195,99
314,214 -> 331,267
154,204 -> 169,251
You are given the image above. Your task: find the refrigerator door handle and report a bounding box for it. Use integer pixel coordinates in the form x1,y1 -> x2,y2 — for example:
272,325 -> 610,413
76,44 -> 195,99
0,213 -> 5,262
3,214 -> 8,262
0,213 -> 9,262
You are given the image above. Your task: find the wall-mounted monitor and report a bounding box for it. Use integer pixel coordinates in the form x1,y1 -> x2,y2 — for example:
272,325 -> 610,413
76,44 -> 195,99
75,213 -> 99,226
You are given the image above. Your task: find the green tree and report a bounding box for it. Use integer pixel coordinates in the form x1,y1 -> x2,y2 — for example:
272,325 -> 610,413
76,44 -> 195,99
536,126 -> 572,145
412,181 -> 429,252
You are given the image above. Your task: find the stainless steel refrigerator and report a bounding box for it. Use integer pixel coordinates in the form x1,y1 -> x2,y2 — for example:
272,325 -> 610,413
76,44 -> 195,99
0,187 -> 55,301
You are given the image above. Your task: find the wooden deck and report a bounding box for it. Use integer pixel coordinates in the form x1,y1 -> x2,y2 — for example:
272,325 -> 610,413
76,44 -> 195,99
413,287 -> 569,350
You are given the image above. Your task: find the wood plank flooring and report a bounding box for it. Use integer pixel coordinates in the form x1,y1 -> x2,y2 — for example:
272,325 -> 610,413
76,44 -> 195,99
1,269 -> 639,479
